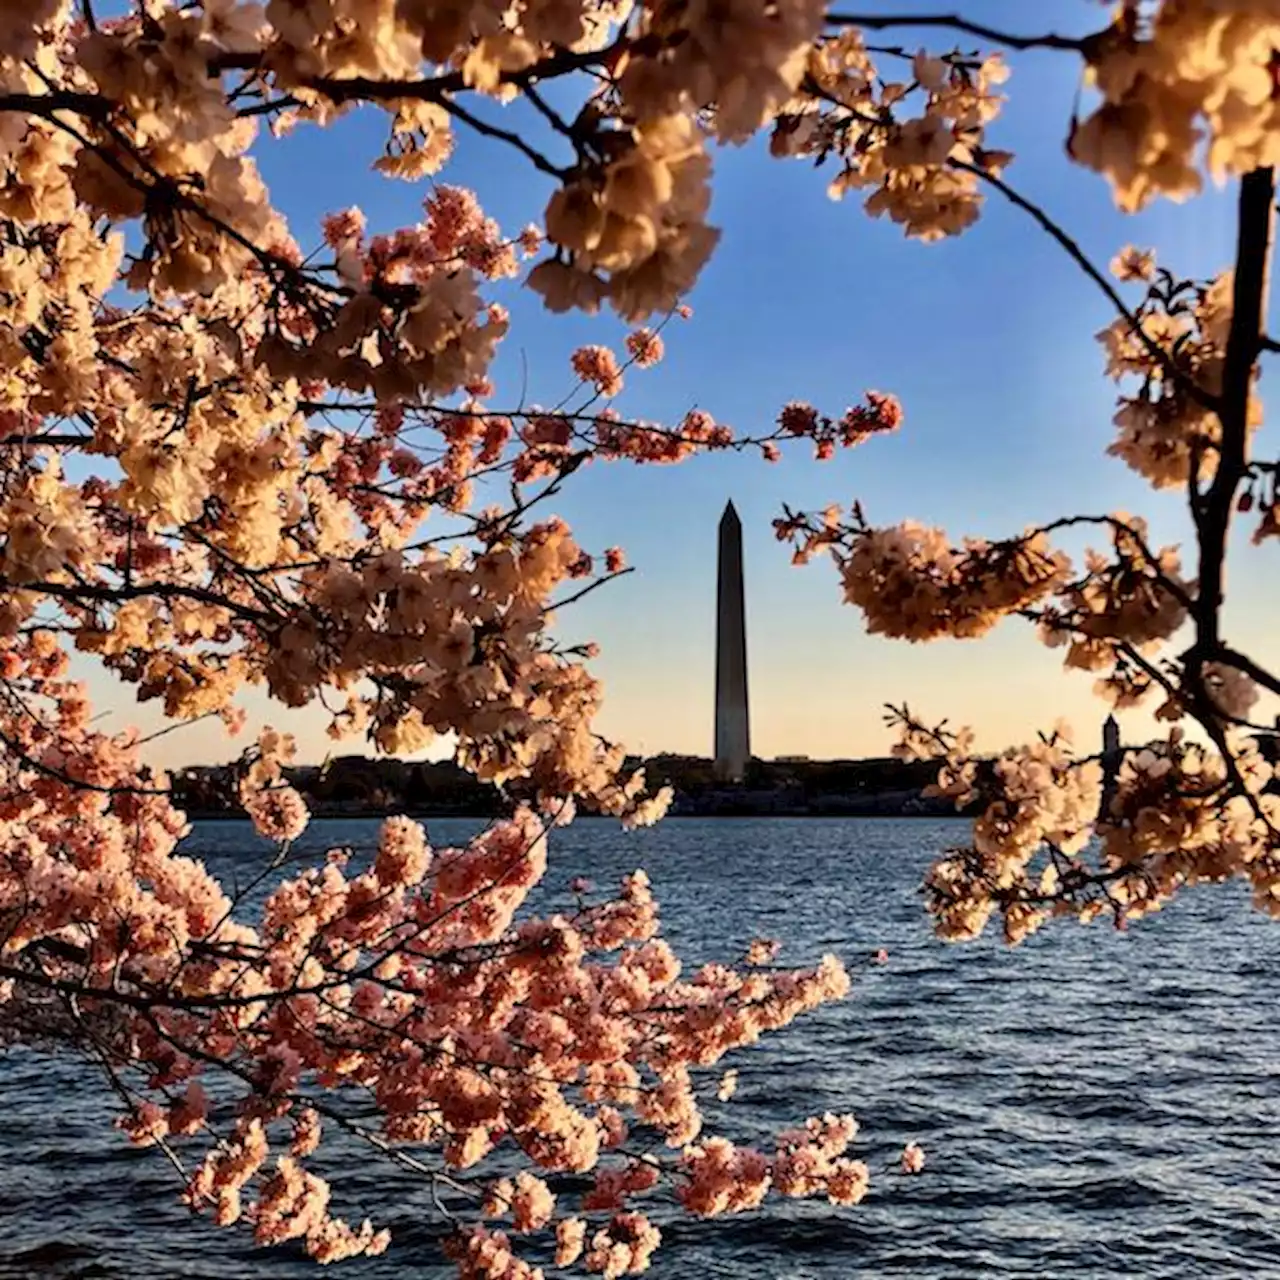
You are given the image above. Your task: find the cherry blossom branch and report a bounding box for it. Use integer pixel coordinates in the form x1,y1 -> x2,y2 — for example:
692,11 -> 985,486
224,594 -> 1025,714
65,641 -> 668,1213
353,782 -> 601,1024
949,157 -> 1220,412
1034,514 -> 1195,607
0,431 -> 93,447
214,40 -> 632,106
0,722 -> 171,798
420,95 -> 570,180
64,991 -> 192,1183
547,566 -> 633,613
7,89 -> 309,291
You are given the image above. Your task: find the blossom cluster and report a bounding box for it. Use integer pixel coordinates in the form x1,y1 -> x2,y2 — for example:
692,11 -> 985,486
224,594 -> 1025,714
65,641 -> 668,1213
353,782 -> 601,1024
771,36 -> 1011,242
778,509 -> 1070,643
1098,256 -> 1260,492
1071,2 -> 1280,210
777,392 -> 904,461
679,1113 -> 870,1217
1036,517 -> 1195,711
896,707 -> 1280,947
0,685 -> 860,1269
533,115 -> 719,321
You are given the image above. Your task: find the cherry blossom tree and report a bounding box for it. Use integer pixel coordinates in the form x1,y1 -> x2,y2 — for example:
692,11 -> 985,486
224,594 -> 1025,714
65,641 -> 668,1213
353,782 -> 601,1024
2,0 -> 1279,1274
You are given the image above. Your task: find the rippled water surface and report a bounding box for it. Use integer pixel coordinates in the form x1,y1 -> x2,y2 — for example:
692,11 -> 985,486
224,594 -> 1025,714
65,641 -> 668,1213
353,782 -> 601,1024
5,816 -> 1280,1279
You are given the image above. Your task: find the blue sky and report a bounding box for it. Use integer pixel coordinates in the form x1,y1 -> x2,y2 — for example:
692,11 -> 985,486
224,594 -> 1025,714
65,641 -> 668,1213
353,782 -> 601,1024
96,1 -> 1277,767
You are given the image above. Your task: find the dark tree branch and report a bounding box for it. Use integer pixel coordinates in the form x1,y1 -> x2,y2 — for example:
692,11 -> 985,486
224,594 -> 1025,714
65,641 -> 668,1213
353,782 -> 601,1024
212,39 -> 631,100
823,12 -> 1089,52
0,432 -> 93,447
0,576 -> 274,623
0,90 -> 108,118
433,94 -> 569,179
949,157 -> 1221,413
1215,645 -> 1280,701
1193,168 -> 1275,651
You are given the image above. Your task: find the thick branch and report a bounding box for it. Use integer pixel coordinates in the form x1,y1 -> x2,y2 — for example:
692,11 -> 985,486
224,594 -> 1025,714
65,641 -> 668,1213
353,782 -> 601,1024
213,39 -> 626,100
1194,168 -> 1275,650
0,90 -> 108,118
1216,644 -> 1280,701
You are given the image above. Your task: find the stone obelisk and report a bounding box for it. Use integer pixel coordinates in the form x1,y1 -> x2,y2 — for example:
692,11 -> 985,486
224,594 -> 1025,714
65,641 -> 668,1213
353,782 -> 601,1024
714,501 -> 750,782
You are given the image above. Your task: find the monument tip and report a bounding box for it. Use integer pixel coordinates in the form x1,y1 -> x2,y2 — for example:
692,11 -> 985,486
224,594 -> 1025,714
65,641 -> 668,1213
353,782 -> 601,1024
720,499 -> 740,526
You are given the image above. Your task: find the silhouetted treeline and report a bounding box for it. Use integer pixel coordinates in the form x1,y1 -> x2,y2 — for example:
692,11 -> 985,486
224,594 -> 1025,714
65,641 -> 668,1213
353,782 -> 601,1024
170,734 -> 1280,822
170,752 -> 969,820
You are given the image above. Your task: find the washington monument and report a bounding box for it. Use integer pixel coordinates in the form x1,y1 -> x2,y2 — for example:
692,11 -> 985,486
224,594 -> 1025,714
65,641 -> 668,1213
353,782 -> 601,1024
714,501 -> 750,782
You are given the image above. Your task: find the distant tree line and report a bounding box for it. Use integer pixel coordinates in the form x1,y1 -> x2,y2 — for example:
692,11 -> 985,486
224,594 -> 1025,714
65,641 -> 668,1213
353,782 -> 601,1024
174,737 -> 1280,822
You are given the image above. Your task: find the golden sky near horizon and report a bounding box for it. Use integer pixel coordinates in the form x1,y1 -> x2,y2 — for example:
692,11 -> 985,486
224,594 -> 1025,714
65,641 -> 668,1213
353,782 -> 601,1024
109,591 -> 1278,773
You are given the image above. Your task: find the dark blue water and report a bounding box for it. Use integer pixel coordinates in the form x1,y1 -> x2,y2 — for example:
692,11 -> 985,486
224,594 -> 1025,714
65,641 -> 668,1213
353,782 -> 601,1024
5,816 -> 1280,1279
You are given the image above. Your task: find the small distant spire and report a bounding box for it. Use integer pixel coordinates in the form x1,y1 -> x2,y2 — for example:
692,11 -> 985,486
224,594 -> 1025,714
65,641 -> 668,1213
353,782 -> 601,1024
720,499 -> 740,526
1102,713 -> 1121,758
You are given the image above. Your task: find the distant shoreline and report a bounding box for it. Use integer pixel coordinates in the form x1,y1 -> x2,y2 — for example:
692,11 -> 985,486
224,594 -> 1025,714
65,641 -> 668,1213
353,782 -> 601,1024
180,810 -> 964,823
171,738 -> 1280,832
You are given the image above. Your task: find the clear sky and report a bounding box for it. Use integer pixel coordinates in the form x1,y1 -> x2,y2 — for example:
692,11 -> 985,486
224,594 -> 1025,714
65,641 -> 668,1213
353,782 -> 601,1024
89,0 -> 1277,769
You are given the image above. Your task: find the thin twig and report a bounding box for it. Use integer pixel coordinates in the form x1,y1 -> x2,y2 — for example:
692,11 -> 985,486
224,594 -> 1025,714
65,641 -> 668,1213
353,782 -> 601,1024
823,12 -> 1088,52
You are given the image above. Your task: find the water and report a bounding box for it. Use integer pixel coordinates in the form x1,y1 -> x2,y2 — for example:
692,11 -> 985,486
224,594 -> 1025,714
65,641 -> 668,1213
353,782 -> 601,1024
5,816 -> 1280,1279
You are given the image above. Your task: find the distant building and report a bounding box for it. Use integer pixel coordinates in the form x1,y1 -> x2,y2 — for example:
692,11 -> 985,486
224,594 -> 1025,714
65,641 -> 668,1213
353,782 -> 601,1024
775,755 -> 811,763
714,501 -> 750,782
1101,713 -> 1122,817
